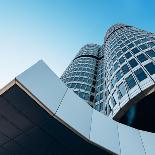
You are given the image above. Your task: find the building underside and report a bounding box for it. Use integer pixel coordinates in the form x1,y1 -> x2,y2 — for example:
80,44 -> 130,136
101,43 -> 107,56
0,84 -> 112,155
0,60 -> 154,155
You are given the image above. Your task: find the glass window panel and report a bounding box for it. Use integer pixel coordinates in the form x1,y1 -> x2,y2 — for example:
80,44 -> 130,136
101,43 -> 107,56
117,51 -> 122,58
131,47 -> 140,54
122,47 -> 128,52
111,96 -> 116,107
145,62 -> 155,75
70,83 -> 76,88
122,64 -> 130,75
119,56 -> 125,64
139,44 -> 147,50
118,82 -> 126,98
114,62 -> 119,71
129,59 -> 138,68
134,68 -> 147,82
134,40 -> 141,45
145,49 -> 155,58
126,74 -> 136,89
137,54 -> 148,62
125,52 -> 132,59
128,43 -> 134,48
111,76 -> 116,88
116,70 -> 122,81
147,42 -> 155,48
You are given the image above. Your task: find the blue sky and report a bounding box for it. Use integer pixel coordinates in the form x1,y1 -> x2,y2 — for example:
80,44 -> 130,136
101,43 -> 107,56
0,0 -> 155,88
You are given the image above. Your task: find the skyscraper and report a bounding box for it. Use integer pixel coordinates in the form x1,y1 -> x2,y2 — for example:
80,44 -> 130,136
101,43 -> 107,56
61,43 -> 101,107
61,24 -> 155,132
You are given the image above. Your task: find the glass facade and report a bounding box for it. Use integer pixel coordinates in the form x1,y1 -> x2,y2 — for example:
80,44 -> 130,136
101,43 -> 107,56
61,24 -> 155,117
61,43 -> 102,107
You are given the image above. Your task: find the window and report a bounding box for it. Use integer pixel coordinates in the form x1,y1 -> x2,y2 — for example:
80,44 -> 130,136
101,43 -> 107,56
100,85 -> 103,91
128,43 -> 134,49
145,49 -> 155,58
139,44 -> 147,50
111,96 -> 116,107
114,62 -> 119,71
119,56 -> 125,64
145,62 -> 155,75
95,104 -> 100,111
90,95 -> 94,102
125,52 -> 132,59
147,42 -> 155,48
134,40 -> 141,45
91,87 -> 95,93
100,93 -> 103,100
86,85 -> 91,91
84,93 -> 89,100
122,64 -> 130,75
70,83 -> 76,88
76,83 -> 81,89
117,51 -> 122,57
95,95 -> 100,102
134,68 -> 147,82
122,47 -> 128,52
137,54 -> 148,62
118,82 -> 126,98
111,76 -> 116,88
126,74 -> 136,89
116,70 -> 122,81
79,92 -> 85,99
132,47 -> 140,54
129,59 -> 138,68
100,102 -> 104,111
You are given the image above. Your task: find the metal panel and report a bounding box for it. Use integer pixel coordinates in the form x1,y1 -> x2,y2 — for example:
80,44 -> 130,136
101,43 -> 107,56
118,123 -> 145,155
56,88 -> 93,139
90,109 -> 120,155
16,60 -> 67,114
140,130 -> 155,155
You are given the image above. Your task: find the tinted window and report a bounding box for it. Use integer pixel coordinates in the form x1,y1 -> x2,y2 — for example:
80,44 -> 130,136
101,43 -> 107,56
126,74 -> 136,89
116,70 -> 122,81
90,95 -> 94,102
129,59 -> 138,68
118,82 -> 126,98
128,43 -> 134,49
122,47 -> 128,52
122,64 -> 130,75
145,49 -> 155,58
139,44 -> 147,50
134,40 -> 141,45
147,42 -> 155,48
117,51 -> 122,57
145,62 -> 155,75
114,62 -> 119,71
134,68 -> 147,82
71,83 -> 76,88
137,54 -> 148,62
111,76 -> 116,87
119,57 -> 125,64
132,47 -> 140,54
79,92 -> 85,99
125,52 -> 132,59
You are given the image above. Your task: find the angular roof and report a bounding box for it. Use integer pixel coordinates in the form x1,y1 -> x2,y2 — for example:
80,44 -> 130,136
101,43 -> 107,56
0,60 -> 154,155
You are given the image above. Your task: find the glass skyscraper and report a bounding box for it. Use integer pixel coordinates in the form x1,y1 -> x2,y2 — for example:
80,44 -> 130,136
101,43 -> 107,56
61,24 -> 155,132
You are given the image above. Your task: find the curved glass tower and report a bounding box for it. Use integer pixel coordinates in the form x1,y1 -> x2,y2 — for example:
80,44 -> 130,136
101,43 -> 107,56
61,24 -> 155,132
61,43 -> 101,106
104,24 -> 155,131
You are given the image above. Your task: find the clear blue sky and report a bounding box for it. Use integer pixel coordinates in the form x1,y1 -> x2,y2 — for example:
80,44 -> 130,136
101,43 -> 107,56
0,0 -> 155,88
